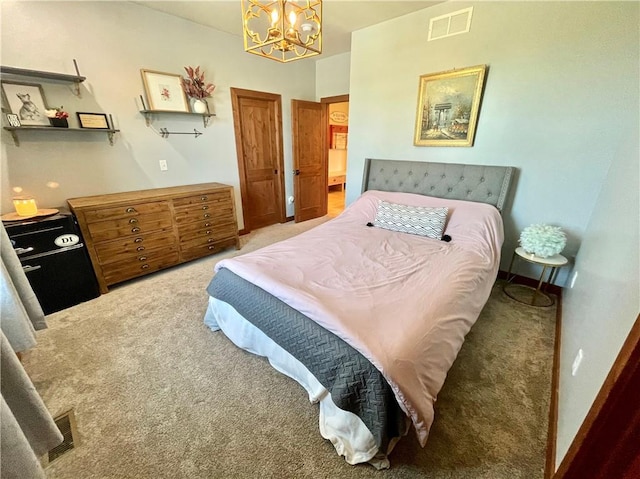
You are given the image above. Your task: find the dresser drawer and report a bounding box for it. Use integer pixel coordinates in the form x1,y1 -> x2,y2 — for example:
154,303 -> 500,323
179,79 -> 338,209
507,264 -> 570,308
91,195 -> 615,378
101,250 -> 180,285
88,212 -> 173,242
84,201 -> 169,223
173,202 -> 234,224
328,175 -> 346,186
177,220 -> 237,238
172,190 -> 232,208
94,231 -> 177,265
179,223 -> 238,249
181,237 -> 239,262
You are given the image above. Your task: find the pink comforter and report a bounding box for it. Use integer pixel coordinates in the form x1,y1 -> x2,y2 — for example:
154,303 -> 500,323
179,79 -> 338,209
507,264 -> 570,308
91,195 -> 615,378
215,190 -> 504,446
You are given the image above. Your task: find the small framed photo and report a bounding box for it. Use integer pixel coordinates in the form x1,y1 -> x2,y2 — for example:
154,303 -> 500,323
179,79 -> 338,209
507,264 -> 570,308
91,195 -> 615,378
77,112 -> 109,129
140,69 -> 189,112
6,114 -> 21,127
1,81 -> 50,126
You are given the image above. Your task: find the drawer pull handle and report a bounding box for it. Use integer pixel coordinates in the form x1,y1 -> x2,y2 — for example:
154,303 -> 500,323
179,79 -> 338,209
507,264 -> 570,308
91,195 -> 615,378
131,227 -> 141,233
129,218 -> 138,224
141,264 -> 150,270
138,256 -> 147,261
125,207 -> 136,213
204,222 -> 211,227
202,205 -> 209,210
205,230 -> 212,235
136,246 -> 145,252
208,245 -> 216,250
203,213 -> 211,218
201,196 -> 208,201
207,238 -> 214,243
134,237 -> 143,243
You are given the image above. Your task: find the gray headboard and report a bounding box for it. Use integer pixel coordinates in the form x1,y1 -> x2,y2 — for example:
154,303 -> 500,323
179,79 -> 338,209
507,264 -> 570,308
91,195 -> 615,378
362,158 -> 514,212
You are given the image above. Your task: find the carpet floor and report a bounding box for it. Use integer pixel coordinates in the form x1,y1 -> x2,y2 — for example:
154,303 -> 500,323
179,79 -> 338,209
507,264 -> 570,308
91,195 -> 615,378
23,217 -> 556,479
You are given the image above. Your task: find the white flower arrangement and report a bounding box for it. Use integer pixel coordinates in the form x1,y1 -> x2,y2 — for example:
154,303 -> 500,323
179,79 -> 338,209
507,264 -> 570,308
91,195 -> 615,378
519,224 -> 567,258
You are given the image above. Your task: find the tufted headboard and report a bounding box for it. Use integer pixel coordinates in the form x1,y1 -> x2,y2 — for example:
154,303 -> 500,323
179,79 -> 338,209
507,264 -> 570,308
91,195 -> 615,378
362,158 -> 514,212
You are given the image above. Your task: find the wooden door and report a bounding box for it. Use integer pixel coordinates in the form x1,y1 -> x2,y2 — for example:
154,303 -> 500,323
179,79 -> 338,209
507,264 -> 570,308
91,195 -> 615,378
231,88 -> 286,232
291,100 -> 327,222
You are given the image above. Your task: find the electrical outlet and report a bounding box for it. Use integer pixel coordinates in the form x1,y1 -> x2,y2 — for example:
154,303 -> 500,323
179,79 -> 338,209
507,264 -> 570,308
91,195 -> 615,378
571,349 -> 583,376
570,271 -> 578,288
159,160 -> 168,171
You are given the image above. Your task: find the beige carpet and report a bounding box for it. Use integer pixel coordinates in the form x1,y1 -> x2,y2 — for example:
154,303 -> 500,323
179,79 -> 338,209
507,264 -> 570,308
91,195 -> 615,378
23,217 -> 555,479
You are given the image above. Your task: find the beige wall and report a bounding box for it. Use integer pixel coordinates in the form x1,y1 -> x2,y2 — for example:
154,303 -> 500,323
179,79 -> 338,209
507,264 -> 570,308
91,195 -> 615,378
0,1 -> 317,229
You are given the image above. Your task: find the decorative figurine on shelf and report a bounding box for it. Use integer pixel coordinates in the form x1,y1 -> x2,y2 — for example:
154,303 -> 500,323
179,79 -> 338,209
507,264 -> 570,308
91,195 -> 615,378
181,66 -> 215,114
519,224 -> 567,258
45,106 -> 70,128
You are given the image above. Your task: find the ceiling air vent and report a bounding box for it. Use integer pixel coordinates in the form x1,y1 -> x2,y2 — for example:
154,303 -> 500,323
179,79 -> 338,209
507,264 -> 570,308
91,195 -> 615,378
428,7 -> 473,41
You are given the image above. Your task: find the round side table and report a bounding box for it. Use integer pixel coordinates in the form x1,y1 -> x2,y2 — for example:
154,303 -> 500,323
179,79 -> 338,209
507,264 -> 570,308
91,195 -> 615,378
503,247 -> 568,307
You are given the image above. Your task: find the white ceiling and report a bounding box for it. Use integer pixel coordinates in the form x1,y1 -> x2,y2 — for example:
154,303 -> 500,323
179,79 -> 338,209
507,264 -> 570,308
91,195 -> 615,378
134,1 -> 442,58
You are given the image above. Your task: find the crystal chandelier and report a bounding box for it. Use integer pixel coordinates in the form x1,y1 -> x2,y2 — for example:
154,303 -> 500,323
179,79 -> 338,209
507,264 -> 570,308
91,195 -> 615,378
242,0 -> 322,63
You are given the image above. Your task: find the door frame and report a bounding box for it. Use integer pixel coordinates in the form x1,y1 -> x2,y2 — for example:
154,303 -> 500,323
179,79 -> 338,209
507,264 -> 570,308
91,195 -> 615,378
230,87 -> 286,233
321,94 -> 349,151
550,314 -> 640,479
320,95 -> 349,210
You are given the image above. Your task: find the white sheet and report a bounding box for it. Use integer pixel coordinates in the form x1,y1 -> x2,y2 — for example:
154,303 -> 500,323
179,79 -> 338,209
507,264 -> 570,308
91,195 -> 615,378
204,297 -> 404,468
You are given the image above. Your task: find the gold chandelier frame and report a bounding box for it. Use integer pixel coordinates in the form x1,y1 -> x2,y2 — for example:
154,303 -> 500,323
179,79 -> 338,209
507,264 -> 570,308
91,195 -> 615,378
242,0 -> 322,63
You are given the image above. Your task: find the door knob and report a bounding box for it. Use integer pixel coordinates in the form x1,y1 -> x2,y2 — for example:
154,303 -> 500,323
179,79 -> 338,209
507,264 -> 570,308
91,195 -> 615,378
293,169 -> 300,175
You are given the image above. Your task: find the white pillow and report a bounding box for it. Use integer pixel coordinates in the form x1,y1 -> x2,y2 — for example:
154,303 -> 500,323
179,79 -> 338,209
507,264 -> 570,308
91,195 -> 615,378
373,200 -> 448,239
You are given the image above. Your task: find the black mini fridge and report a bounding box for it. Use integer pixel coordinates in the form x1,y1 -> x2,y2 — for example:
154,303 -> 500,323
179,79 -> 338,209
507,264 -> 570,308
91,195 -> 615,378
4,212 -> 100,315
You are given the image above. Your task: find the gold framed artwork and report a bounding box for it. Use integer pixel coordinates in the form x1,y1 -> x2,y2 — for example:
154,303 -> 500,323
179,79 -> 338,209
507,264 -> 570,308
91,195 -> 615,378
140,69 -> 189,112
413,64 -> 487,147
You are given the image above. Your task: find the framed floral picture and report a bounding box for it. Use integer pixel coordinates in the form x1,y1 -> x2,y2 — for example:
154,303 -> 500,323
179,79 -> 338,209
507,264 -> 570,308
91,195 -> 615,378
1,81 -> 51,126
413,64 -> 488,147
140,69 -> 189,112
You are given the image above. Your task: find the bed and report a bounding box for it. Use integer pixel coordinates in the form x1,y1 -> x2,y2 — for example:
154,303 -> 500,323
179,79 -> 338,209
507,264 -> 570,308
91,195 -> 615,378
204,159 -> 514,468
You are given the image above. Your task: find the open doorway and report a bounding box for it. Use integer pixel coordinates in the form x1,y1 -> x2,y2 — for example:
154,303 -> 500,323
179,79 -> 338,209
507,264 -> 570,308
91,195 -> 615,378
322,95 -> 349,217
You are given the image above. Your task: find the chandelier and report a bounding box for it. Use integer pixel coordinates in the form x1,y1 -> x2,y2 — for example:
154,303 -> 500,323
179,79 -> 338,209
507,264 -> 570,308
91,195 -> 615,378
242,0 -> 322,63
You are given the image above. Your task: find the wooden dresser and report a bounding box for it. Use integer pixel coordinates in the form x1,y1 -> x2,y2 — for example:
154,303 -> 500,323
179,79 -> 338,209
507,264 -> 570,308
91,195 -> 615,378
68,183 -> 240,293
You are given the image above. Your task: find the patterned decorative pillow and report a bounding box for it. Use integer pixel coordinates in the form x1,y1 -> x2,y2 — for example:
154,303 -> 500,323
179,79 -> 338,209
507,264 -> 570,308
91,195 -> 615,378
373,200 -> 448,239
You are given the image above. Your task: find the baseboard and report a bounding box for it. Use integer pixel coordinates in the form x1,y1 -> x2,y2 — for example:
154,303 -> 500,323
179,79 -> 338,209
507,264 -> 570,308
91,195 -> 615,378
497,270 -> 563,296
238,228 -> 249,236
545,289 -> 563,478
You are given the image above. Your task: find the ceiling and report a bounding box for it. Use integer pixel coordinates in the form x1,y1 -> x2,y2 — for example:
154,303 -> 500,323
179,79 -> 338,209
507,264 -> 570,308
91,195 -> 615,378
134,1 -> 442,59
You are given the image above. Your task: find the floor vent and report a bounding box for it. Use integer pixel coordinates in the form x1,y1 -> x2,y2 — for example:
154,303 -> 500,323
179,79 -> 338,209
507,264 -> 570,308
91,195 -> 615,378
47,410 -> 79,464
428,7 -> 473,41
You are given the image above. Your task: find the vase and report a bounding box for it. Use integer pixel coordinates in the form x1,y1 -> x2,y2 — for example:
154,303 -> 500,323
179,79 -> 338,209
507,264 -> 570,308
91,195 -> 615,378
192,99 -> 208,114
49,118 -> 69,128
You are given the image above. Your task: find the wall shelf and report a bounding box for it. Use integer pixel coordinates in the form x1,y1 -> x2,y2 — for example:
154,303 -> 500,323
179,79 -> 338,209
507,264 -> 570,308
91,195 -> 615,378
140,109 -> 216,128
3,126 -> 120,147
1,60 -> 86,96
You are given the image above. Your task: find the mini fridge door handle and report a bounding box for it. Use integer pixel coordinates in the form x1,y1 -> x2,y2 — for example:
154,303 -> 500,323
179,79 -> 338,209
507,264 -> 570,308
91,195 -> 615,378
20,243 -> 85,261
22,265 -> 42,273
